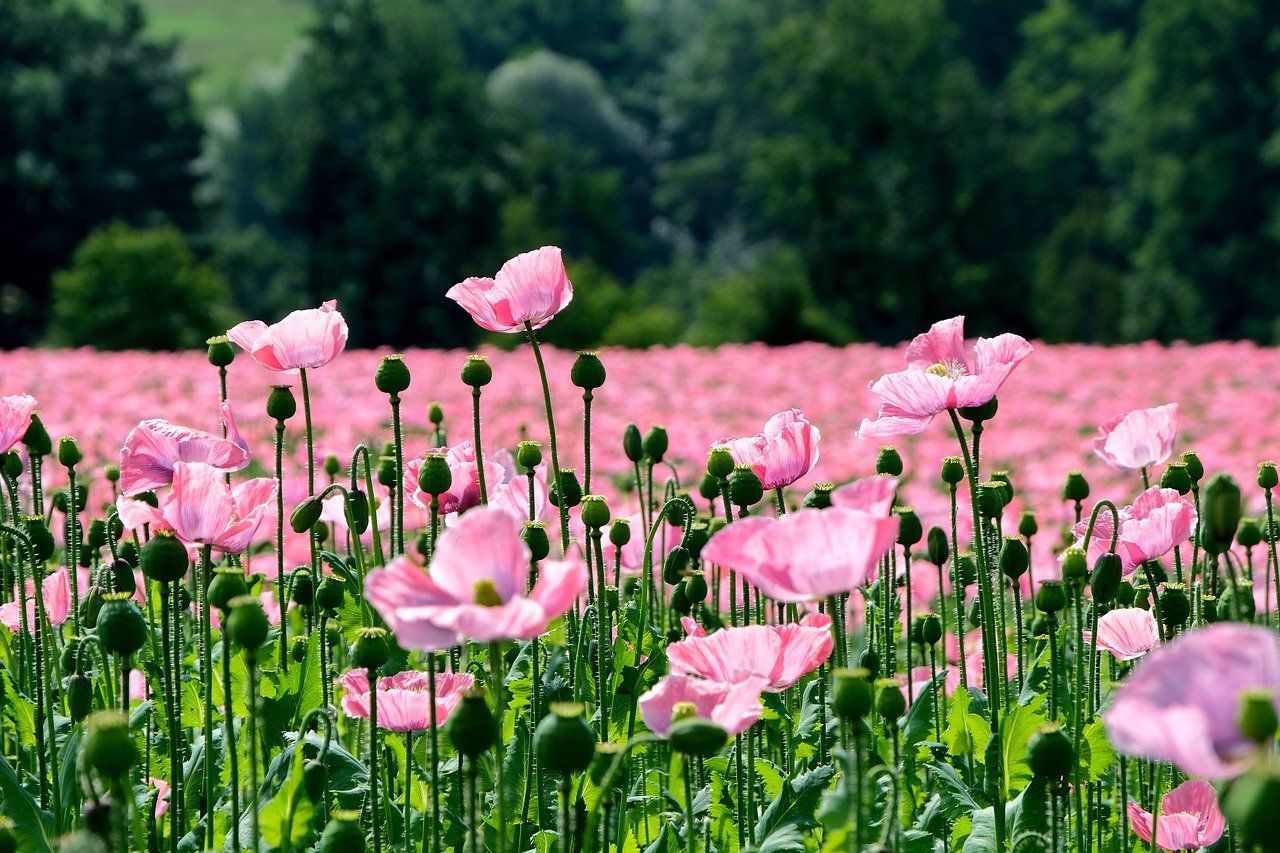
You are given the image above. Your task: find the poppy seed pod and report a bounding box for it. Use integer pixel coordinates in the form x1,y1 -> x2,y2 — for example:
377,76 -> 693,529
940,456 -> 965,486
2,451 -> 21,479
314,575 -> 343,612
875,678 -> 906,721
953,554 -> 977,588
622,424 -> 643,463
208,567 -> 249,612
1202,472 -> 1242,556
1062,471 -> 1089,503
206,335 -> 235,367
608,518 -> 631,548
226,595 -> 270,651
1218,580 -> 1254,623
589,742 -> 624,788
728,466 -> 764,509
62,637 -> 80,674
350,627 -> 390,671
1239,519 -> 1263,549
571,352 -> 606,391
375,354 -> 411,395
1115,580 -> 1136,607
1181,451 -> 1204,485
921,613 -> 942,646
416,453 -> 451,498
1036,581 -> 1067,615
707,447 -> 734,479
82,711 -> 136,779
290,570 -> 314,606
581,495 -> 610,530
1017,510 -> 1038,538
642,425 -> 669,464
957,396 -> 999,424
57,436 -> 82,469
96,593 -> 147,657
669,581 -> 692,615
978,482 -> 1006,520
23,516 -> 54,563
876,447 -> 903,477
267,385 -> 297,422
668,717 -> 729,757
698,472 -> 720,501
1259,462 -> 1279,491
522,522 -> 551,563
291,497 -> 324,533
323,454 -> 342,479
991,471 -> 1014,502
67,673 -> 93,722
22,413 -> 51,457
999,537 -> 1029,580
802,483 -> 834,510
428,402 -> 445,427
832,668 -> 875,721
1237,689 -> 1279,745
926,526 -> 949,567
549,469 -> 581,509
535,702 -> 597,774
1027,723 -> 1072,780
317,810 -> 366,853
460,354 -> 492,389
104,560 -> 136,596
1060,547 -> 1088,587
684,571 -> 708,603
290,635 -> 308,663
1160,462 -> 1192,495
86,518 -> 107,551
447,688 -> 498,758
894,507 -> 922,547
516,440 -> 543,470
1090,553 -> 1122,605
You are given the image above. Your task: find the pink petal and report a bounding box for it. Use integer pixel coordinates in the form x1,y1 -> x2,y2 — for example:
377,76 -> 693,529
429,506 -> 531,604
0,395 -> 37,455
904,316 -> 968,371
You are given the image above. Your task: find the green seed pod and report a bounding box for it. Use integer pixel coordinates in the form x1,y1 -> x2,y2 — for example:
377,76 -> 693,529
417,453 -> 452,497
667,717 -> 729,757
86,518 -> 107,551
105,560 -> 135,596
226,595 -> 270,651
460,354 -> 493,389
1115,580 -> 1136,607
23,516 -> 54,563
876,446 -> 903,477
375,354 -> 411,395
978,482 -> 1005,520
571,351 -> 606,391
322,454 -> 342,480
82,711 -> 137,779
522,522 -> 551,563
1224,762 -> 1280,848
96,593 -> 147,657
832,668 -> 875,721
1060,547 -> 1088,587
290,570 -> 314,606
874,678 -> 906,721
1240,518 -> 1264,549
549,469 -> 582,509
304,758 -> 328,803
1182,451 -> 1204,485
290,497 -> 324,533
317,810 -> 367,852
266,385 -> 297,422
728,466 -> 764,509
1202,472 -> 1242,556
622,424 -> 643,463
206,335 -> 235,367
1,450 -> 21,479
926,526 -> 949,567
447,688 -> 498,758
953,554 -> 977,588
1259,462 -> 1279,491
991,470 -> 1014,502
67,673 -> 93,722
642,426 -> 668,464
22,413 -> 51,457
1237,689 -> 1279,745
608,519 -> 631,549
940,456 -> 965,486
589,742 -> 624,788
999,537 -> 1029,580
1061,471 -> 1089,503
1035,581 -> 1067,615
894,506 -> 922,547
57,436 -> 82,469
1027,723 -> 1073,780
516,440 -> 543,470
1159,462 -> 1192,496
316,576 -> 345,611
684,571 -> 708,603
920,613 -> 942,645
208,567 -> 249,612
1017,510 -> 1038,539
958,396 -> 998,423
707,447 -> 734,479
802,483 -> 834,510
697,473 -> 719,501
859,647 -> 880,679
1218,580 -> 1255,623
581,495 -> 611,530
669,581 -> 692,615
1090,553 -> 1122,605
535,702 -> 597,774
428,401 -> 445,427
290,635 -> 309,663
350,627 -> 390,671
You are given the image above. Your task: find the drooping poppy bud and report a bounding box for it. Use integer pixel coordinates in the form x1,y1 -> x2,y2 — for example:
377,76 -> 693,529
622,424 -> 643,463
1090,553 -> 1122,605
291,497 -> 324,533
1202,472 -> 1242,555
1027,723 -> 1072,780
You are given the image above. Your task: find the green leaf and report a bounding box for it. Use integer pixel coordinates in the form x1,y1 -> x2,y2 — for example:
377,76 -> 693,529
927,759 -> 980,818
752,765 -> 836,846
1000,693 -> 1048,796
902,672 -> 943,747
1081,718 -> 1116,782
944,686 -> 988,761
0,750 -> 53,852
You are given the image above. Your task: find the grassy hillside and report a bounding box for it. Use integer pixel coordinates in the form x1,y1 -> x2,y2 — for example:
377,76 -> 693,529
137,0 -> 313,106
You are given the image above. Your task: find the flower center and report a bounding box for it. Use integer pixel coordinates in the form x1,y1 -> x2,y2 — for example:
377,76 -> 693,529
927,360 -> 968,381
671,701 -> 698,725
473,579 -> 503,607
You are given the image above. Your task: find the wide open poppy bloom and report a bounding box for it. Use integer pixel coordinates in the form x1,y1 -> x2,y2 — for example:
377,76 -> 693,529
364,505 -> 585,645
1094,403 -> 1179,472
226,300 -> 348,373
131,461 -> 277,554
1072,486 -> 1196,576
1127,780 -> 1226,850
0,395 -> 36,455
702,507 -> 898,603
119,403 -> 250,496
336,669 -> 475,732
714,409 -> 821,491
1083,607 -> 1161,661
1104,623 -> 1280,779
447,246 -> 573,333
638,674 -> 766,738
667,613 -> 832,692
856,316 -> 1033,439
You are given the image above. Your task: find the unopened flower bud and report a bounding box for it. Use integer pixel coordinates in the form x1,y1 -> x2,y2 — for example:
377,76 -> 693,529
290,570 -> 314,606
953,554 -> 977,588
623,424 -> 643,463
859,648 -> 879,679
1182,451 -> 1204,485
663,546 -> 691,586
22,413 -> 51,457
375,354 -> 411,395
1090,553 -> 1122,604
323,454 -> 341,479
608,519 -> 631,549
1202,472 -> 1242,555
921,613 -> 942,645
290,635 -> 309,663
206,335 -> 235,367
428,401 -> 444,426
875,678 -> 906,721
291,497 -> 324,533
102,462 -> 119,483
876,447 -> 903,477
461,354 -> 492,389
68,673 -> 93,722
925,526 -> 949,567
536,702 -> 597,774
571,352 -> 606,391
1240,519 -> 1263,549
668,717 -> 729,757
940,456 -> 964,486
698,472 -> 720,501
684,571 -> 708,603
894,506 -> 922,547
549,469 -> 582,509
999,537 -> 1029,580
1027,723 -> 1072,780
643,426 -> 668,464
57,436 -> 82,469
317,810 -> 366,852
669,581 -> 692,615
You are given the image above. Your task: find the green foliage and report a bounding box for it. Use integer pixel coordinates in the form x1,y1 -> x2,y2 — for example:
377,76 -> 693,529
47,223 -> 235,350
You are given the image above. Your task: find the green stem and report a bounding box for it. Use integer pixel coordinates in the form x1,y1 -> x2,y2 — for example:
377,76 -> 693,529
428,662 -> 441,853
390,394 -> 405,554
275,420 -> 289,674
526,323 -> 569,553
682,753 -> 697,853
369,668 -> 382,853
583,391 -> 594,496
489,640 -> 508,853
247,655 -> 261,851
200,544 -> 215,850
300,367 -> 318,576
222,631 -> 241,852
471,387 -> 488,506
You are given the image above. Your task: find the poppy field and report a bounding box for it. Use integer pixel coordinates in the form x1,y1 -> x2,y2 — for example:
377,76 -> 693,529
2,247 -> 1280,852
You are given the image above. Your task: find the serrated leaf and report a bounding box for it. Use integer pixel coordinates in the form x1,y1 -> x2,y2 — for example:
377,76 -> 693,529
0,750 -> 53,852
1000,693 -> 1047,796
1081,718 -> 1116,782
752,765 -> 835,845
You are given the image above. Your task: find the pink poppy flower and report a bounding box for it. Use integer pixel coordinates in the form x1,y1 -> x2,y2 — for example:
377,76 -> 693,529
1104,623 -> 1280,779
364,506 -> 586,645
0,395 -> 37,454
1094,403 -> 1179,472
446,246 -> 573,333
1127,780 -> 1226,850
336,669 -> 474,732
118,403 -> 251,496
405,442 -> 505,516
638,674 -> 766,738
714,409 -> 821,491
149,777 -> 171,819
0,567 -> 70,632
1073,487 -> 1196,576
129,669 -> 147,703
226,299 -> 348,373
1083,608 -> 1160,661
667,613 -> 832,692
831,476 -> 899,515
856,316 -> 1033,439
162,462 -> 277,554
702,508 -> 899,602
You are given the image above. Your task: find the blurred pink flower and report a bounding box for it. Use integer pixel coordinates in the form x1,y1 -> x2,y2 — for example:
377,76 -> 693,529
1127,779 -> 1225,851
714,409 -> 821,491
1083,608 -> 1160,661
149,777 -> 171,819
1073,486 -> 1196,576
702,508 -> 898,602
856,316 -> 1033,439
447,246 -> 573,333
638,674 -> 765,738
908,665 -> 961,699
162,462 -> 277,554
831,476 -> 899,515
405,442 -> 505,516
667,614 -> 832,692
1094,403 -> 1179,472
118,403 -> 250,496
0,567 -> 70,632
0,395 -> 36,454
226,299 -> 348,373
1104,623 -> 1280,778
129,669 -> 147,703
364,506 -> 586,645
336,669 -> 474,732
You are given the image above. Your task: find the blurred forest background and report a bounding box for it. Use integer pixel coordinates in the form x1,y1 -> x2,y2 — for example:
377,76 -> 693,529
4,0 -> 1280,351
